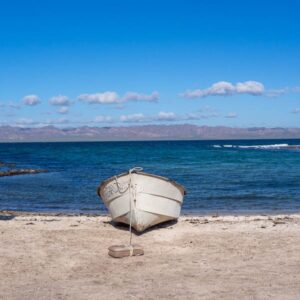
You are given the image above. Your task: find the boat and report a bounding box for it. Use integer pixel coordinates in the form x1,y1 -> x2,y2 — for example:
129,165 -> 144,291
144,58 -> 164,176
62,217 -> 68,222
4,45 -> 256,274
97,167 -> 186,232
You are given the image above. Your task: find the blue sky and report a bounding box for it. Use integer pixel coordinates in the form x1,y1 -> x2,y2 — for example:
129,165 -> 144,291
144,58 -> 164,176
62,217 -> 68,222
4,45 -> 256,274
0,0 -> 299,128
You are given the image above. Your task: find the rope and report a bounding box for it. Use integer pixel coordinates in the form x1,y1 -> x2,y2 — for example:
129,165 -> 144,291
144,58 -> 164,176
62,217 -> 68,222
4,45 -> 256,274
128,172 -> 133,246
113,167 -> 143,194
128,167 -> 143,254
114,176 -> 129,194
128,244 -> 134,257
113,167 -> 143,256
129,167 -> 143,173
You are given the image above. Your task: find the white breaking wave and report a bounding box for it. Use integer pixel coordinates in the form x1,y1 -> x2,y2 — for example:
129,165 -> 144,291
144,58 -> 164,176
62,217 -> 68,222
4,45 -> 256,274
212,143 -> 290,150
237,144 -> 289,149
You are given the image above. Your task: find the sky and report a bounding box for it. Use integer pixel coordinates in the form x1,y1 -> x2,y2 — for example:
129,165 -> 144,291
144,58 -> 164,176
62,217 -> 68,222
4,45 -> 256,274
0,0 -> 300,128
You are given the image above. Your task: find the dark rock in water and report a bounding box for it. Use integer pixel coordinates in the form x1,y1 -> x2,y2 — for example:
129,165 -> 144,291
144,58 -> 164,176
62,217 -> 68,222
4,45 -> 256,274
0,161 -> 16,167
0,160 -> 48,177
0,169 -> 48,177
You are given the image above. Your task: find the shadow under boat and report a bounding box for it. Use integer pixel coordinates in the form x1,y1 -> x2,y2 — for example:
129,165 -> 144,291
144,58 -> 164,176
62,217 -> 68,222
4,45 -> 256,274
104,219 -> 178,235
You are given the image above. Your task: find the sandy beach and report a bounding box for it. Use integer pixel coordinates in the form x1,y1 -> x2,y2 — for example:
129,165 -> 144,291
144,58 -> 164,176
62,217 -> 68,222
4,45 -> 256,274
0,212 -> 300,300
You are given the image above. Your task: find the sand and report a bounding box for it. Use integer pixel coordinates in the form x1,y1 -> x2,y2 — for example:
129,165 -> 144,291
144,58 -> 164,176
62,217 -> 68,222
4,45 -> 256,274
0,212 -> 300,300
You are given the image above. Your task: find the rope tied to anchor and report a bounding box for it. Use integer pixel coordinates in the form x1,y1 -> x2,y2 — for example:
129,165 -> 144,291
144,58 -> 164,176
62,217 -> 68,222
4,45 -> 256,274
113,167 -> 143,255
128,167 -> 143,250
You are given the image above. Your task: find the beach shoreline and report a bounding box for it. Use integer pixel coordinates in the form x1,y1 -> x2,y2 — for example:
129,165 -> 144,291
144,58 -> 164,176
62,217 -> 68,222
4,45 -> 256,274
2,209 -> 300,217
1,213 -> 300,299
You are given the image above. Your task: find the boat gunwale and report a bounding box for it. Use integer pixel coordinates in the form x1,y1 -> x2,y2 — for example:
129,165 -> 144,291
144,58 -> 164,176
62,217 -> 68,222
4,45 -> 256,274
97,171 -> 186,198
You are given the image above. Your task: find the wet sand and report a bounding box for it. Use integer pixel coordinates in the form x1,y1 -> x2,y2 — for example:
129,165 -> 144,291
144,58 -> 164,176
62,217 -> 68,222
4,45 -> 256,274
1,212 -> 300,299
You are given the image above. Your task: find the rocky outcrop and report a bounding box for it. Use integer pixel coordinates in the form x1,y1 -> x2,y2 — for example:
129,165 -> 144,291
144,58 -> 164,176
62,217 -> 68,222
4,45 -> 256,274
0,161 -> 16,167
0,161 -> 48,177
0,169 -> 48,177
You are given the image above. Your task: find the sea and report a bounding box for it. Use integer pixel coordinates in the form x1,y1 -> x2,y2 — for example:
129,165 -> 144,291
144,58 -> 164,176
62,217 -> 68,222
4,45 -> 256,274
0,139 -> 299,215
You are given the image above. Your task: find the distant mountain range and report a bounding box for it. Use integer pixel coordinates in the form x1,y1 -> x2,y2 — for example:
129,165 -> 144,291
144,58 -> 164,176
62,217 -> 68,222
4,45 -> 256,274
0,125 -> 300,142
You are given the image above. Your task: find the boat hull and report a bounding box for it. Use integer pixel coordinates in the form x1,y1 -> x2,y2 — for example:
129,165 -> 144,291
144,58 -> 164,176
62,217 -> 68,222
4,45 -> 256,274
98,172 -> 185,232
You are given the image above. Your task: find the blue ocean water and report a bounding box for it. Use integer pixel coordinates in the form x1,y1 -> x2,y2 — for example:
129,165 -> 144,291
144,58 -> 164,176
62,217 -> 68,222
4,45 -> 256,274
0,139 -> 299,214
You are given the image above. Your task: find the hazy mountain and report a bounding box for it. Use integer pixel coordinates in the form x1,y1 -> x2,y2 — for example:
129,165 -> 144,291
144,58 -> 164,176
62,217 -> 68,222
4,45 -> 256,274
0,125 -> 300,142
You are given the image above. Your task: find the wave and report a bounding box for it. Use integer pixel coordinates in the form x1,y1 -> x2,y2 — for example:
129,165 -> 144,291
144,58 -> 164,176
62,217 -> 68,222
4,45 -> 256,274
213,144 -> 234,148
212,143 -> 299,150
237,144 -> 289,149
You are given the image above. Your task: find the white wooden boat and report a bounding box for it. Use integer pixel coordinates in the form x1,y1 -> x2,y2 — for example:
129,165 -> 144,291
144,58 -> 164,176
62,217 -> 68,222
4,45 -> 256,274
97,168 -> 186,232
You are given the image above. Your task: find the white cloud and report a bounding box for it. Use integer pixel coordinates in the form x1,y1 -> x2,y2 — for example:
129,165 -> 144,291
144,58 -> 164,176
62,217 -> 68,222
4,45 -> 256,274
113,103 -> 126,110
32,118 -> 69,126
53,117 -> 69,124
16,118 -> 35,125
23,95 -> 41,106
78,91 -> 159,105
11,117 -> 69,127
292,87 -> 300,93
94,115 -> 113,123
119,110 -> 220,123
182,81 -> 265,98
225,112 -> 238,118
235,81 -> 264,95
183,113 -> 200,120
157,111 -> 177,121
263,86 -> 300,97
120,112 -> 177,123
78,92 -> 119,104
197,106 -> 219,118
57,106 -> 69,114
120,113 -> 147,123
49,95 -> 70,106
8,102 -> 21,109
199,112 -> 219,119
122,91 -> 159,102
0,102 -> 20,109
155,111 -> 211,122
265,88 -> 289,97
292,108 -> 300,114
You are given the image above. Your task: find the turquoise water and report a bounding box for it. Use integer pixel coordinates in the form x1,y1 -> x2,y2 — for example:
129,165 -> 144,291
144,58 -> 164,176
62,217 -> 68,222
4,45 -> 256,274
0,139 -> 299,214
